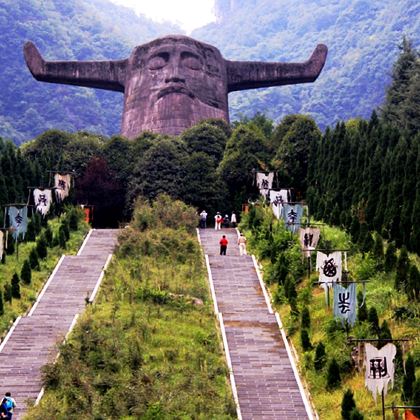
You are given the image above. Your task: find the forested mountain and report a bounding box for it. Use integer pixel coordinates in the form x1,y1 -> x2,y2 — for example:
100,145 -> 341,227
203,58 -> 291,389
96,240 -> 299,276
0,0 -> 179,144
0,0 -> 419,144
193,0 -> 419,128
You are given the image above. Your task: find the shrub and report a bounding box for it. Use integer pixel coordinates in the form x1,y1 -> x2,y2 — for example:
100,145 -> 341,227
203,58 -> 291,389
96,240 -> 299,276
11,273 -> 21,299
44,225 -> 53,247
407,265 -> 420,301
301,307 -> 311,329
349,408 -> 364,420
367,307 -> 379,334
341,389 -> 356,420
384,242 -> 397,272
314,342 -> 326,371
3,284 -> 12,303
36,236 -> 48,259
29,248 -> 40,270
326,358 -> 341,389
58,228 -> 67,249
301,329 -> 312,351
395,246 -> 409,290
60,221 -> 70,241
6,234 -> 14,255
68,208 -> 79,230
357,291 -> 368,322
402,354 -> 416,402
0,291 -> 4,315
21,260 -> 32,285
413,378 -> 420,417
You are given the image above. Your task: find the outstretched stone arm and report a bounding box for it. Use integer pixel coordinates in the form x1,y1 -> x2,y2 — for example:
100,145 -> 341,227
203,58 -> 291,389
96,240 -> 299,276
23,41 -> 127,92
226,44 -> 328,92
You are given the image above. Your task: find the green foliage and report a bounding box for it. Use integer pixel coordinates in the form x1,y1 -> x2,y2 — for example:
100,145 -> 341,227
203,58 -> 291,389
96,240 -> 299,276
29,248 -> 40,270
395,246 -> 409,290
413,378 -> 420,417
407,265 -> 420,301
349,408 -> 364,420
367,307 -> 379,334
402,354 -> 416,401
301,306 -> 311,330
326,358 -> 341,389
314,342 -> 326,371
3,283 -> 12,303
385,242 -> 397,271
20,259 -> 32,285
0,291 -> 3,315
36,236 -> 48,259
300,329 -> 312,351
341,389 -> 356,420
58,229 -> 67,249
11,272 -> 20,299
357,291 -> 368,322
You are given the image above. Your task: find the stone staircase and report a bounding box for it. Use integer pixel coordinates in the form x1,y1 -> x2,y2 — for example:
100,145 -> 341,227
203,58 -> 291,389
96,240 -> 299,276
0,229 -> 119,419
199,228 -> 313,419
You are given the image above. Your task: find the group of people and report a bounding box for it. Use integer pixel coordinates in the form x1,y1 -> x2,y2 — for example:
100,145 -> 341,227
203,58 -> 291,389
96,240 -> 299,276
198,210 -> 237,229
219,233 -> 247,256
0,393 -> 16,419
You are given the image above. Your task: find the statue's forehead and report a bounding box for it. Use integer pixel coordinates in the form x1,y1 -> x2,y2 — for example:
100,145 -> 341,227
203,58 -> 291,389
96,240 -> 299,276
131,36 -> 223,60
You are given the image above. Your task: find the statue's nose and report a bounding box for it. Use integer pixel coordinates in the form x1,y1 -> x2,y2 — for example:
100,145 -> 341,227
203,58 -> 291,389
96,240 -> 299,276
164,57 -> 186,83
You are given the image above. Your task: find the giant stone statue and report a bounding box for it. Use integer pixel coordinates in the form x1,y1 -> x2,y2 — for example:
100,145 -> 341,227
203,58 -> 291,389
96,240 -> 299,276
24,35 -> 327,139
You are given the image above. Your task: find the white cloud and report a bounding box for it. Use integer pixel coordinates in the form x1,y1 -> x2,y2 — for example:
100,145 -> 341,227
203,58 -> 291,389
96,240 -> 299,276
109,0 -> 216,33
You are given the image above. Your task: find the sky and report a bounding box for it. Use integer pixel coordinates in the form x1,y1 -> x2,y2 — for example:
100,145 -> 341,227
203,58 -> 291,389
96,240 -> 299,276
109,0 -> 216,33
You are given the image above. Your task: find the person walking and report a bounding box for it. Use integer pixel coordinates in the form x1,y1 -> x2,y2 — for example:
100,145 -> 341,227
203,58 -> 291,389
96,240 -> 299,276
199,210 -> 208,228
231,212 -> 237,227
0,399 -> 8,419
214,212 -> 222,230
3,393 -> 16,420
238,233 -> 247,256
220,235 -> 228,255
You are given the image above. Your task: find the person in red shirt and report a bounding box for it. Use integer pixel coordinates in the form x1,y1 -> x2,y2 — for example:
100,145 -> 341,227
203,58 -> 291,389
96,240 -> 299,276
219,235 -> 228,255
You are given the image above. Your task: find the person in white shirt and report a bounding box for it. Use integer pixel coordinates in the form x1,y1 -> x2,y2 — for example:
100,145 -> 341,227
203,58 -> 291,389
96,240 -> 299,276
238,233 -> 247,256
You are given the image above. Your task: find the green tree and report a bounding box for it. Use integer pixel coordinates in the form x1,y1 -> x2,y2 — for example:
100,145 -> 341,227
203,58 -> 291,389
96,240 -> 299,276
0,291 -> 4,315
3,284 -> 12,303
300,329 -> 312,351
341,389 -> 356,420
29,248 -> 40,270
301,307 -> 311,330
314,342 -> 326,371
402,354 -> 416,402
11,273 -> 20,299
372,233 -> 384,266
384,242 -> 397,272
395,246 -> 409,290
367,307 -> 379,334
21,259 -> 32,285
326,358 -> 341,389
36,236 -> 48,259
407,265 -> 420,301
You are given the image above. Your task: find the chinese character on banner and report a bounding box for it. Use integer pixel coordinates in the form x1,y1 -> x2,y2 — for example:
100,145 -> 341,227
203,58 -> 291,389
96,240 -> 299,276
54,173 -> 72,202
281,204 -> 303,233
269,189 -> 289,219
364,343 -> 396,402
34,188 -> 52,216
333,282 -> 357,326
299,227 -> 320,257
316,251 -> 342,288
256,172 -> 274,191
7,206 -> 28,240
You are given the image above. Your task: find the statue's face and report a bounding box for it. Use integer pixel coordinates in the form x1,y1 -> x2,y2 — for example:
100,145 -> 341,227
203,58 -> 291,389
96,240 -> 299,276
122,36 -> 228,137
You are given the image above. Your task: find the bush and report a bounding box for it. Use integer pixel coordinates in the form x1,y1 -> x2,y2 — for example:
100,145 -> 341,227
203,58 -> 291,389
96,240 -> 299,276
6,234 -> 15,255
21,260 -> 32,285
384,242 -> 397,272
29,248 -> 40,270
367,307 -> 379,334
326,358 -> 341,389
3,284 -> 12,303
314,342 -> 326,371
11,273 -> 21,299
301,329 -> 312,351
60,221 -> 70,241
0,291 -> 4,315
357,291 -> 368,322
349,408 -> 364,420
36,236 -> 48,259
301,307 -> 311,329
68,208 -> 79,230
341,389 -> 356,420
44,225 -> 53,247
402,354 -> 416,402
58,228 -> 67,249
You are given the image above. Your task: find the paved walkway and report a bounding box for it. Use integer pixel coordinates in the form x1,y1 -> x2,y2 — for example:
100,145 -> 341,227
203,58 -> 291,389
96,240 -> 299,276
0,229 -> 119,419
199,228 -> 313,419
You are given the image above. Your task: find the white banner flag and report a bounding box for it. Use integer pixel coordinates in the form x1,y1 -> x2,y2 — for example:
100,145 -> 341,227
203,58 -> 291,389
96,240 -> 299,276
316,251 -> 342,289
54,173 -> 71,202
34,188 -> 52,216
256,172 -> 274,191
364,343 -> 397,402
299,227 -> 320,257
270,190 -> 289,219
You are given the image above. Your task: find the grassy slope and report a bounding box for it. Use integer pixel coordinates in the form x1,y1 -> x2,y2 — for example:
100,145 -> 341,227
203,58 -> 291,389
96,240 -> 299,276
25,198 -> 235,419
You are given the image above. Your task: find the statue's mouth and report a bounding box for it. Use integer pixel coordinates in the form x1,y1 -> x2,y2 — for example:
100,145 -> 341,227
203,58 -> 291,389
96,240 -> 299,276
157,84 -> 195,100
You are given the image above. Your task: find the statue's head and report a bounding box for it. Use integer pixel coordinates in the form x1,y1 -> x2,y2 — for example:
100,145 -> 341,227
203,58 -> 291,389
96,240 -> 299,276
123,35 -> 228,137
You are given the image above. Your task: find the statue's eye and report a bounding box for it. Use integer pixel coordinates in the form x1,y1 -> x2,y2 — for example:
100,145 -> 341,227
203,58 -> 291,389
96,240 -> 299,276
181,53 -> 201,70
148,53 -> 168,70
